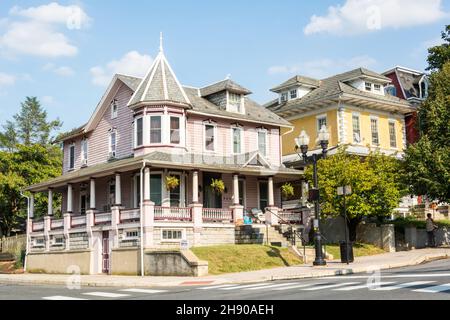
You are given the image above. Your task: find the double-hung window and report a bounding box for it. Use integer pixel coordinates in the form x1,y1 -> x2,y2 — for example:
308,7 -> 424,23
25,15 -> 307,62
317,116 -> 327,132
389,121 -> 397,148
205,124 -> 215,152
150,116 -> 162,144
228,93 -> 241,113
280,92 -> 288,102
109,130 -> 117,158
290,89 -> 297,99
111,100 -> 118,119
258,130 -> 267,156
352,114 -> 361,143
68,144 -> 75,170
374,84 -> 381,92
232,127 -> 242,154
365,82 -> 372,91
170,117 -> 180,144
135,117 -> 143,147
370,118 -> 379,145
81,139 -> 88,165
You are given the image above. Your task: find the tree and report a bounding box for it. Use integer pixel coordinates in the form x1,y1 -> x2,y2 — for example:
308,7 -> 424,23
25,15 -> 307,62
403,61 -> 450,202
0,144 -> 62,236
426,25 -> 450,72
0,97 -> 62,150
305,148 -> 404,241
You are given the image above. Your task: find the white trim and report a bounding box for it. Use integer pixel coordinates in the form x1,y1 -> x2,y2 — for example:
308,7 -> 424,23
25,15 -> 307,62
257,128 -> 268,157
169,114 -> 183,146
149,115 -> 163,145
109,129 -> 117,158
134,115 -> 144,148
161,58 -> 169,100
203,122 -> 217,153
110,99 -> 118,119
369,116 -> 380,147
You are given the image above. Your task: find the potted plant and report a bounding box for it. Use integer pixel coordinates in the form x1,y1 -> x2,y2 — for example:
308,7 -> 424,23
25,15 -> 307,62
210,178 -> 225,194
281,182 -> 295,200
165,175 -> 180,191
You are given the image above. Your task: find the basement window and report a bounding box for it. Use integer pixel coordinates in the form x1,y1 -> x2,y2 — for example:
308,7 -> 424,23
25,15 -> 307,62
162,229 -> 184,241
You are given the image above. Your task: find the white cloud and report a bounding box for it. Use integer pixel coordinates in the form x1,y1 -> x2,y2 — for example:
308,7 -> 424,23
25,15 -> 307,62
304,0 -> 448,36
43,63 -> 75,76
0,3 -> 91,57
268,55 -> 377,79
0,72 -> 16,86
42,95 -> 55,105
90,51 -> 153,86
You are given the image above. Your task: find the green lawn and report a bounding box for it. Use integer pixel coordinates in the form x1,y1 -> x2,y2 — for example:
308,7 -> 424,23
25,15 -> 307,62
191,245 -> 302,275
324,243 -> 386,260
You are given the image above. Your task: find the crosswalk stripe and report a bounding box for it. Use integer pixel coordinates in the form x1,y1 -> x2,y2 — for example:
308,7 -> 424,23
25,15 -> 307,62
221,283 -> 280,290
272,283 -> 323,291
301,282 -> 360,291
372,281 -> 436,291
119,289 -> 167,294
413,283 -> 450,293
244,283 -> 302,290
334,282 -> 396,291
198,284 -> 237,290
43,296 -> 87,300
83,292 -> 130,298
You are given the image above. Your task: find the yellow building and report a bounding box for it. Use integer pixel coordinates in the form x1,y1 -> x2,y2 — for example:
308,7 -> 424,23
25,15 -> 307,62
265,68 -> 415,164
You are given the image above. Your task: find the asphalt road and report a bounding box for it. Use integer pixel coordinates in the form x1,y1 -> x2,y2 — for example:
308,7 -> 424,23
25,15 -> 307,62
1,259 -> 450,300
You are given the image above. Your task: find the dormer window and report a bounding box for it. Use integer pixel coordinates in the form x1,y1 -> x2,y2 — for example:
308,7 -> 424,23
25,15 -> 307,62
111,100 -> 118,119
280,92 -> 288,103
228,92 -> 242,113
374,84 -> 381,92
290,89 -> 297,99
365,82 -> 372,91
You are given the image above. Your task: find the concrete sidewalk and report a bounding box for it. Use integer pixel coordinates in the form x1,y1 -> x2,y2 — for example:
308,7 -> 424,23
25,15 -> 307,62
0,248 -> 449,288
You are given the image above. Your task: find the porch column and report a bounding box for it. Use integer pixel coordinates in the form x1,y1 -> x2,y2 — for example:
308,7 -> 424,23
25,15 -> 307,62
29,193 -> 35,219
265,177 -> 279,225
192,170 -> 199,203
47,188 -> 53,216
44,215 -> 51,252
268,177 -> 274,207
90,178 -> 96,209
63,212 -> 71,251
144,167 -> 150,201
115,173 -> 122,206
233,174 -> 239,205
67,184 -> 73,213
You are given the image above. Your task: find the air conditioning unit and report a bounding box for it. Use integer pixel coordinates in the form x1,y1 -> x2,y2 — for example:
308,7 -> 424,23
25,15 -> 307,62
81,159 -> 88,166
108,151 -> 116,159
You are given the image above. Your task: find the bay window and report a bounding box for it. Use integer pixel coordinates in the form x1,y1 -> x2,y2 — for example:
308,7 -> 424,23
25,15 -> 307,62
150,116 -> 162,144
170,117 -> 180,144
135,117 -> 143,147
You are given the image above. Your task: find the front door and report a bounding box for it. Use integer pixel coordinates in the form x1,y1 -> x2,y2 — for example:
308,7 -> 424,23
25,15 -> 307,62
102,231 -> 110,274
203,173 -> 222,208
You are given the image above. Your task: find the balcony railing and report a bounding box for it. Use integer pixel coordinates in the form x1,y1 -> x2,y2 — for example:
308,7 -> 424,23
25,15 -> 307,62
70,215 -> 86,228
202,208 -> 233,223
94,212 -> 112,225
32,220 -> 44,232
154,206 -> 192,221
50,218 -> 64,230
120,208 -> 140,223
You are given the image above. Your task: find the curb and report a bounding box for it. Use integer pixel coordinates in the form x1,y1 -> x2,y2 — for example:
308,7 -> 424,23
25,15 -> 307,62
0,253 -> 448,288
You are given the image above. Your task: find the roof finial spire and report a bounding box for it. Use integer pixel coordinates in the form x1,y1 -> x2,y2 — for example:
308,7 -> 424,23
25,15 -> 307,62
159,32 -> 163,53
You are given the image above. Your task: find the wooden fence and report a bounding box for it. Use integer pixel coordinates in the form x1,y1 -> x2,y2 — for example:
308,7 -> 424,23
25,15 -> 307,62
0,234 -> 26,254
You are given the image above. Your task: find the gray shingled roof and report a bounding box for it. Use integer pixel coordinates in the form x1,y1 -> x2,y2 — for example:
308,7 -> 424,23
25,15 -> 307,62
271,75 -> 320,92
200,79 -> 252,97
127,52 -> 190,107
266,67 -> 412,114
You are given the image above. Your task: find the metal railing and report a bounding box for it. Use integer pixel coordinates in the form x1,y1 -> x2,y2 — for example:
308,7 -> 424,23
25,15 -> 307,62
202,208 -> 233,222
154,206 -> 192,221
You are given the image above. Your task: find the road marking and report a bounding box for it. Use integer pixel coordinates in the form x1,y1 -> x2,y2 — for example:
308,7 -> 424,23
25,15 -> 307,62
43,296 -> 87,300
413,283 -> 450,293
272,283 -> 323,291
198,284 -> 237,290
221,283 -> 283,290
325,273 -> 450,280
243,283 -> 303,290
119,289 -> 167,294
334,282 -> 396,291
372,281 -> 436,291
83,292 -> 130,298
301,282 -> 360,291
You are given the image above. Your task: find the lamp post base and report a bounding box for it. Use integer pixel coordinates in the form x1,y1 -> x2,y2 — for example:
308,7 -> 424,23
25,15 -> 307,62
313,258 -> 327,266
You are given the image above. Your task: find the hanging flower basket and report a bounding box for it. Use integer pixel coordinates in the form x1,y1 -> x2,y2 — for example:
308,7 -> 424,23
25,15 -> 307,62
165,175 -> 180,191
210,178 -> 225,194
281,182 -> 295,199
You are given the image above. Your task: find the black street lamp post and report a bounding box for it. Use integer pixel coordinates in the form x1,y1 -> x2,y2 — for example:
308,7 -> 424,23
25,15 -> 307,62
295,126 -> 329,266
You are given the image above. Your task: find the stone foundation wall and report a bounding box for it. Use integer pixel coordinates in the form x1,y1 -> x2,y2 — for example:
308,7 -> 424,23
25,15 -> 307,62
27,250 -> 91,274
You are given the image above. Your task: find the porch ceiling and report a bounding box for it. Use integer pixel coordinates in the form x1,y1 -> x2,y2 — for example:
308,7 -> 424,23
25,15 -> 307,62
25,151 -> 303,192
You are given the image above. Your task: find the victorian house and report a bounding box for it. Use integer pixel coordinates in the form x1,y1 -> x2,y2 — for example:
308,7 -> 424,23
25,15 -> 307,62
25,42 -> 301,275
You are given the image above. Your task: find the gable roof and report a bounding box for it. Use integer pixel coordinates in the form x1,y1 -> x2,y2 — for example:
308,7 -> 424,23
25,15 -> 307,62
127,50 -> 191,108
270,75 -> 320,92
200,79 -> 252,97
266,67 -> 414,117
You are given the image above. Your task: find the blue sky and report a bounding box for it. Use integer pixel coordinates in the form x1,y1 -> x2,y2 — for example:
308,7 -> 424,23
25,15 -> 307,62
0,0 -> 449,132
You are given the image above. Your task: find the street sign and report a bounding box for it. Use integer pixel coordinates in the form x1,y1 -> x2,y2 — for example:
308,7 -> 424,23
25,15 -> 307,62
337,185 -> 352,196
180,240 -> 189,250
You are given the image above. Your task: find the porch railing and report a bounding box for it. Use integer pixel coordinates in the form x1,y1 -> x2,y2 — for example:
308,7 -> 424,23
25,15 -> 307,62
120,208 -> 140,223
50,218 -> 64,230
278,210 -> 303,224
94,212 -> 112,225
32,220 -> 44,232
202,208 -> 233,222
154,206 -> 192,221
70,215 -> 86,228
